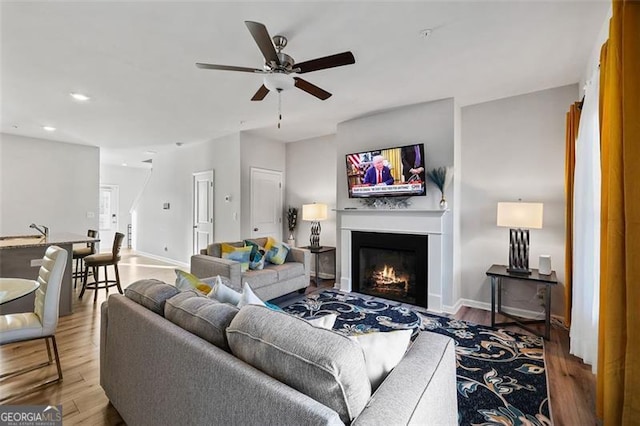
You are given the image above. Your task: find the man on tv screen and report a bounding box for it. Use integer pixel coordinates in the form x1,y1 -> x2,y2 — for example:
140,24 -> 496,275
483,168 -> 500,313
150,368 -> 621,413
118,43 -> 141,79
363,155 -> 394,186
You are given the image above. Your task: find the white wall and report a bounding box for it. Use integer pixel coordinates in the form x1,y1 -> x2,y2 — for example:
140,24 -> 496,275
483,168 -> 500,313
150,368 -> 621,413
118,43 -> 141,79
239,132 -> 286,240
336,98 -> 455,210
460,84 -> 578,317
285,134 -> 337,249
0,133 -> 99,235
99,164 -> 150,239
136,133 -> 241,264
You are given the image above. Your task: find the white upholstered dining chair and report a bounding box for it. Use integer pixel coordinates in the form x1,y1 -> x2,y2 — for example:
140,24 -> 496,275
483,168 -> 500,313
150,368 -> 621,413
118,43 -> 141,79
0,245 -> 68,403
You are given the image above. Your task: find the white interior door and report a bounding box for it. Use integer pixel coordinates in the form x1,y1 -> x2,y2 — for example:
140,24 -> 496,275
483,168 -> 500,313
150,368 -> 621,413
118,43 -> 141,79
251,168 -> 283,239
99,185 -> 119,252
193,170 -> 214,254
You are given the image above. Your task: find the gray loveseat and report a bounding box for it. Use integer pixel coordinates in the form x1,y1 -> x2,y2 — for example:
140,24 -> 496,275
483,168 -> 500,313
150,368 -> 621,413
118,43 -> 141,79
101,281 -> 459,425
191,237 -> 310,301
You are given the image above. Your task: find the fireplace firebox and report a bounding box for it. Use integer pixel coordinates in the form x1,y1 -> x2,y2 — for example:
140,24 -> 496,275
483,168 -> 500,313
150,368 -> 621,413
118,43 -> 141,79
351,231 -> 427,308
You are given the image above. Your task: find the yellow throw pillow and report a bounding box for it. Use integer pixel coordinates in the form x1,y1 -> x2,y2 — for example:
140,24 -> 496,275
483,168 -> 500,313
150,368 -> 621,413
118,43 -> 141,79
221,244 -> 252,273
175,269 -> 212,294
263,237 -> 277,251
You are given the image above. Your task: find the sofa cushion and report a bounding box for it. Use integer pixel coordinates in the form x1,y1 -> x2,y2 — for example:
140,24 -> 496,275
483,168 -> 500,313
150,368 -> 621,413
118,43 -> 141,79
175,269 -> 213,294
265,241 -> 289,265
249,249 -> 266,270
237,283 -> 266,308
208,278 -> 242,305
164,291 -> 239,351
241,269 -> 278,289
350,329 -> 413,390
221,244 -> 252,272
265,262 -> 304,281
226,305 -> 371,423
306,313 -> 338,329
124,279 -> 180,315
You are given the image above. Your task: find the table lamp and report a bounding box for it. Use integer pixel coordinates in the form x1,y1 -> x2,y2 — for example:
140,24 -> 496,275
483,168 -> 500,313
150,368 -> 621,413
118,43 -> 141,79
302,203 -> 328,249
497,201 -> 543,275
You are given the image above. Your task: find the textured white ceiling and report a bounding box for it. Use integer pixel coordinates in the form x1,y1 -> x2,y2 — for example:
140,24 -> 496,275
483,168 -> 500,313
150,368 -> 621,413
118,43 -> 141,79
0,1 -> 609,166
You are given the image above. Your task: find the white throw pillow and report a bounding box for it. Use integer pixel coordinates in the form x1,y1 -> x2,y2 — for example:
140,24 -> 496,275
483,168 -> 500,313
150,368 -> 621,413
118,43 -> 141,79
207,276 -> 241,305
306,313 -> 338,330
350,329 -> 413,390
237,282 -> 266,308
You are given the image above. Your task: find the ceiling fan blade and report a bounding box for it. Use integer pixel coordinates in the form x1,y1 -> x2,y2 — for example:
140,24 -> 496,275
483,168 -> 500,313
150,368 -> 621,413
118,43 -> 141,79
293,77 -> 332,100
196,63 -> 263,73
245,21 -> 279,66
295,51 -> 355,74
251,85 -> 270,101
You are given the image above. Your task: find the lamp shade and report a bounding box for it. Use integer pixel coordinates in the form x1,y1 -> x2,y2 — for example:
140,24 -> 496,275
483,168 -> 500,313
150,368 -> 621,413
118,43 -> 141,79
302,203 -> 328,221
497,202 -> 543,229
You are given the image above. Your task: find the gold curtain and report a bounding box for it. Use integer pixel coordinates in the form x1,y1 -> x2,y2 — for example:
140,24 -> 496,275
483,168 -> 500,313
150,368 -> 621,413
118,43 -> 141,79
564,102 -> 581,326
596,1 -> 640,424
381,148 -> 402,183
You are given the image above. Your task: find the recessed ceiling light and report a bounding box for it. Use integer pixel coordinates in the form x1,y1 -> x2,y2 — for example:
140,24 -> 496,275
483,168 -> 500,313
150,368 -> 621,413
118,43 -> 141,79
144,150 -> 157,155
43,126 -> 56,132
122,163 -> 128,167
70,92 -> 91,101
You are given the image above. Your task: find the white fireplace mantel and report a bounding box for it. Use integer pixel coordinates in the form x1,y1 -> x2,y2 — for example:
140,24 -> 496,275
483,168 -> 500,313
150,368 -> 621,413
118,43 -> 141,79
337,208 -> 450,312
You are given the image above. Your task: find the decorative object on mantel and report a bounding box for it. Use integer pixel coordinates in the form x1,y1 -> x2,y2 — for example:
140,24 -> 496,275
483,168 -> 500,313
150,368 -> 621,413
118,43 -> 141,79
427,166 -> 453,209
286,206 -> 298,246
302,203 -> 328,249
496,200 -> 544,275
358,197 -> 411,209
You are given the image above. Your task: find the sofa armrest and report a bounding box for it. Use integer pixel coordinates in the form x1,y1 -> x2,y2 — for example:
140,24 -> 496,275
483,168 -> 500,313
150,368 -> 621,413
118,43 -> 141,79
190,255 -> 242,289
352,331 -> 458,426
100,300 -> 109,389
287,247 -> 311,283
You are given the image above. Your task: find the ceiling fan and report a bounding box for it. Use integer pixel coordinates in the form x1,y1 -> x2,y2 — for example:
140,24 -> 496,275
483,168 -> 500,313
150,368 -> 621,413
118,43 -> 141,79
196,21 -> 355,101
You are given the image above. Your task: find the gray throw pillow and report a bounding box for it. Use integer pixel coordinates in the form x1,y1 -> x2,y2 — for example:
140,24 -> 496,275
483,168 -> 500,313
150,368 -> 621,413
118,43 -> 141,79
124,279 -> 180,315
226,305 -> 371,423
165,291 -> 239,351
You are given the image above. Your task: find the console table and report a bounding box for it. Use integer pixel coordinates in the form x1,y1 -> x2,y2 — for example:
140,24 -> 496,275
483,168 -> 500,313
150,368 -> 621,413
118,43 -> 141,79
305,246 -> 336,286
486,264 -> 558,340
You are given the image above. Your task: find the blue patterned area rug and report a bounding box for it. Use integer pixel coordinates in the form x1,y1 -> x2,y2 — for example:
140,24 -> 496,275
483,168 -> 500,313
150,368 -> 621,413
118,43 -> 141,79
282,290 -> 551,426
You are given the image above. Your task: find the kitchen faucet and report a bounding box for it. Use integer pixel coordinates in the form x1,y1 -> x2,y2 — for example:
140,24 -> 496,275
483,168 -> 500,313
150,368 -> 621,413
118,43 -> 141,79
29,223 -> 49,238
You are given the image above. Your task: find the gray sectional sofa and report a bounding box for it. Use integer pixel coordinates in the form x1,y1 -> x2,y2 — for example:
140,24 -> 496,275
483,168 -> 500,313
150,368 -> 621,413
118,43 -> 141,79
191,237 -> 310,301
100,280 -> 459,425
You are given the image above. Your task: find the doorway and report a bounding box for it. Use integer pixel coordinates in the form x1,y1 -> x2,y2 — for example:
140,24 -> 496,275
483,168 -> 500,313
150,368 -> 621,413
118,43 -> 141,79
99,185 -> 119,252
250,168 -> 283,239
193,170 -> 214,254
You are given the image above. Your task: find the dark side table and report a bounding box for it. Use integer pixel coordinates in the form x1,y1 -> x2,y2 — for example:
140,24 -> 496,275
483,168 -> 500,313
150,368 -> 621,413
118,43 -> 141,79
486,264 -> 558,340
304,246 -> 336,286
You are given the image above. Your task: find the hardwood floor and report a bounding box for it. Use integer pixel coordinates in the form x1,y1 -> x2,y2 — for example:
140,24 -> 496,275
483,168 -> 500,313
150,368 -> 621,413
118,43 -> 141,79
0,251 -> 596,425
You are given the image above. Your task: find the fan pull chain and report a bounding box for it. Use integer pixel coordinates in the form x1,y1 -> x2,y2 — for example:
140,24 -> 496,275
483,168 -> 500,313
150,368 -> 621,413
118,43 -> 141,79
277,89 -> 282,129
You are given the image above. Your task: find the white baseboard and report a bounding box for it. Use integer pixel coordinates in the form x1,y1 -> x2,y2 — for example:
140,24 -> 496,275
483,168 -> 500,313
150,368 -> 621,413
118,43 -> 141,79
457,298 -> 546,320
442,299 -> 463,315
133,250 -> 190,269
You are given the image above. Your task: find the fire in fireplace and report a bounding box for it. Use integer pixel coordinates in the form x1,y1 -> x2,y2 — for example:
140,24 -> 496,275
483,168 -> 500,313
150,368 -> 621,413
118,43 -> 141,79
352,231 -> 427,308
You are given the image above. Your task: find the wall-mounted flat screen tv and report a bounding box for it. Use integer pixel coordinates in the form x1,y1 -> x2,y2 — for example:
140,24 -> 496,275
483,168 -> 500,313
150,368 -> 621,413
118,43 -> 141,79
345,143 -> 426,198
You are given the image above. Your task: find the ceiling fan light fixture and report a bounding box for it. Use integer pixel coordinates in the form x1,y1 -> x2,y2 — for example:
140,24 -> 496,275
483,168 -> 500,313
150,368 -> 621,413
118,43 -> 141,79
263,73 -> 295,92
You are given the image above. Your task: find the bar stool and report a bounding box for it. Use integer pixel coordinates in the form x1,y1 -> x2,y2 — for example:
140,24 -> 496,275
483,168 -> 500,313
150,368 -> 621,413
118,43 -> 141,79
72,229 -> 98,288
80,232 -> 125,302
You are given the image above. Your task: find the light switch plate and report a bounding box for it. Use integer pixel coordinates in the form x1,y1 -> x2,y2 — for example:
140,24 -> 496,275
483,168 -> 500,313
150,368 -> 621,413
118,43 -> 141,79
87,211 -> 95,218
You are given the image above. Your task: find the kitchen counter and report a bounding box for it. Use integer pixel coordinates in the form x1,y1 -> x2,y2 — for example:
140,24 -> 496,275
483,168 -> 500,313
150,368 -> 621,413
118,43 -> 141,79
0,232 -> 99,249
0,232 -> 100,316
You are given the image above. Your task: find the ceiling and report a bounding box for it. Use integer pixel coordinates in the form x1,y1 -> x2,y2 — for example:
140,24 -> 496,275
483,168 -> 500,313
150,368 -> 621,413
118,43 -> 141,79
1,1 -> 609,167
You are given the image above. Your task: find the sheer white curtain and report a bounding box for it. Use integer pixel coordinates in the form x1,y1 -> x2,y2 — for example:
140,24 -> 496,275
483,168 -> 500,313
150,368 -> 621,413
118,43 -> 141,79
570,70 -> 601,373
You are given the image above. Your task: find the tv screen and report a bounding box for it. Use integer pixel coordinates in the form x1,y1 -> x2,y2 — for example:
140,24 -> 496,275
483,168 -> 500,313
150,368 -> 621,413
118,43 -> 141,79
346,143 -> 426,198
